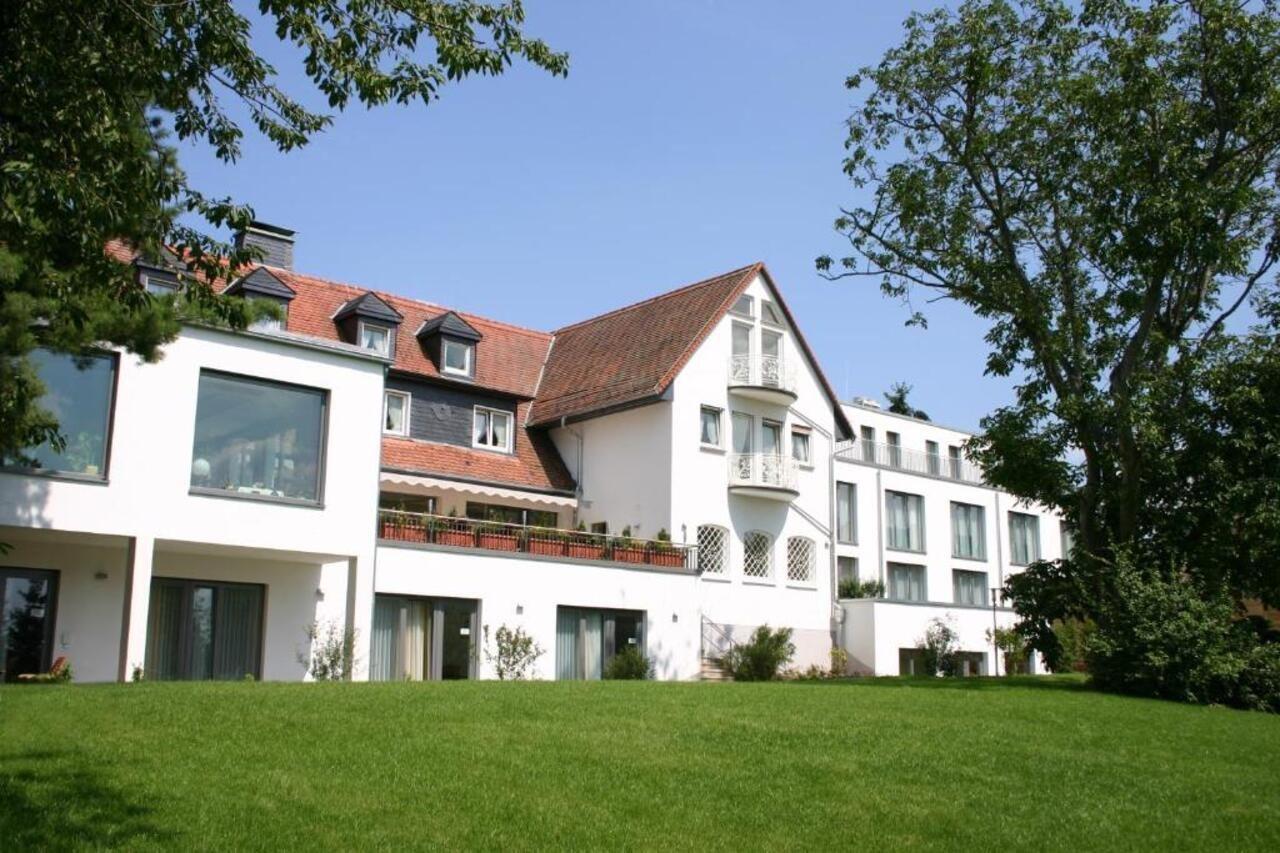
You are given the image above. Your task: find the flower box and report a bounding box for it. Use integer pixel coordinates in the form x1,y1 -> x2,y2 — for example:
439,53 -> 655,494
649,549 -> 685,568
435,529 -> 475,548
527,536 -> 566,557
477,532 -> 519,552
611,546 -> 648,564
381,520 -> 426,543
566,541 -> 606,561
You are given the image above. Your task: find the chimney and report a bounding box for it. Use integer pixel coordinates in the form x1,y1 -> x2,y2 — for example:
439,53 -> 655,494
234,221 -> 295,269
852,396 -> 881,409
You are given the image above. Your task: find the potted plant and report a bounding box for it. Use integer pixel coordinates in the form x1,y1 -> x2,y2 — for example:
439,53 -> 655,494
526,526 -> 566,556
476,521 -> 519,551
566,522 -> 606,560
611,526 -> 647,564
648,528 -> 685,568
435,508 -> 475,548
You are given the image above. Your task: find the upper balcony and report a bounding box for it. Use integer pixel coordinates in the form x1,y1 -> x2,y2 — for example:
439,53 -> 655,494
377,510 -> 696,572
727,452 -> 799,501
835,439 -> 985,485
727,355 -> 797,406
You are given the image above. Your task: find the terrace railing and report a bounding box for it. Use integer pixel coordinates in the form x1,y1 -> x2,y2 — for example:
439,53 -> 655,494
834,439 -> 985,485
377,510 -> 696,570
728,354 -> 797,394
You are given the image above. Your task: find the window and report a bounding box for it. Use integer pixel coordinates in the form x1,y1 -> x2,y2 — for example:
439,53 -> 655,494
379,492 -> 435,514
371,595 -> 478,681
860,426 -> 875,461
144,275 -> 180,296
731,412 -> 754,453
947,445 -> 962,479
359,322 -> 392,356
697,525 -> 728,575
791,427 -> 811,465
836,482 -> 857,544
888,563 -> 926,602
950,502 -> 986,560
761,300 -> 785,327
730,293 -> 754,318
145,578 -> 263,681
473,406 -> 512,452
465,502 -> 557,529
762,420 -> 783,456
953,569 -> 988,606
441,338 -> 473,377
1,568 -> 59,682
3,349 -> 116,478
899,648 -> 929,676
700,406 -> 722,447
885,491 -> 925,552
761,330 -> 783,387
926,440 -> 940,476
189,371 -> 326,504
1061,522 -> 1076,559
837,556 -> 858,587
590,521 -> 609,535
383,390 -> 410,435
885,431 -> 902,467
742,531 -> 773,579
248,297 -> 286,331
786,537 -> 816,584
1009,512 -> 1041,565
556,607 -> 644,680
954,652 -> 987,677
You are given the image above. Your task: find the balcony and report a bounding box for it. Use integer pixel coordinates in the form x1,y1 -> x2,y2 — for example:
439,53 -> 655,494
376,510 -> 696,571
834,439 -> 985,485
727,453 -> 799,501
727,355 -> 797,406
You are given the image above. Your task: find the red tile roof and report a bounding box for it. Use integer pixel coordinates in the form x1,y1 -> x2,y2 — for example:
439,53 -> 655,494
528,264 -> 763,426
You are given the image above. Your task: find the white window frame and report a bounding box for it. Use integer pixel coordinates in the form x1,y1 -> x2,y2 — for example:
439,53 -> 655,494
742,530 -> 773,581
383,390 -> 410,436
472,406 -> 513,453
697,525 -> 728,576
786,536 -> 816,585
359,321 -> 392,357
729,293 -> 754,318
700,405 -> 723,449
761,299 -> 785,327
442,338 -> 474,377
791,427 -> 811,466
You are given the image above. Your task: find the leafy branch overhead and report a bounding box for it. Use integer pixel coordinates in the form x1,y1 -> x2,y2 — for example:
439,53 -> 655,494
0,0 -> 566,462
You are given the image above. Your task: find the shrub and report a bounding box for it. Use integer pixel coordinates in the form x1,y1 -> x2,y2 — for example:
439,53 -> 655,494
838,578 -> 884,599
299,620 -> 356,681
483,624 -> 544,680
917,617 -> 959,677
987,626 -> 1030,675
722,625 -> 795,681
829,646 -> 849,676
1051,618 -> 1094,673
603,645 -> 652,680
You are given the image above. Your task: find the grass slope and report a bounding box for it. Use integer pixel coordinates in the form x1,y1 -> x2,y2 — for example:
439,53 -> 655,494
1,677 -> 1277,850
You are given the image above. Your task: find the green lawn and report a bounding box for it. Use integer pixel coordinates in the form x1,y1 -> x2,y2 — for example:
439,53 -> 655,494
1,677 -> 1277,850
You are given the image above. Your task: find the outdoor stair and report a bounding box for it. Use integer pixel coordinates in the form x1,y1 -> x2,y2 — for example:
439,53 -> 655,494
700,658 -> 731,682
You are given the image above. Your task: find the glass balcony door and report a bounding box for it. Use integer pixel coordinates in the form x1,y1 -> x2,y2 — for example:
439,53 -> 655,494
0,569 -> 58,682
145,578 -> 263,681
370,595 -> 476,681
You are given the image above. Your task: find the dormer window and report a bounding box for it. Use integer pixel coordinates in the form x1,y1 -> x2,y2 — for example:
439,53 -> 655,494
249,297 -> 288,332
730,294 -> 754,318
359,321 -> 392,356
442,338 -> 473,377
225,268 -> 296,333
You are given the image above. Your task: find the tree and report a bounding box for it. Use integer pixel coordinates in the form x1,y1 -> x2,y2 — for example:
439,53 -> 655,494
820,0 -> 1280,708
0,1 -> 566,464
885,381 -> 930,420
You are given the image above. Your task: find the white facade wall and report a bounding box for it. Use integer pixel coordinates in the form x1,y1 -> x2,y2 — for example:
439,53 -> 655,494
0,326 -> 386,681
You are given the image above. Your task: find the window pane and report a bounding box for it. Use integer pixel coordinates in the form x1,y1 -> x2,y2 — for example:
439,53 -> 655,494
1010,513 -> 1040,564
837,482 -> 856,543
926,441 -> 941,476
953,570 -> 988,605
7,350 -> 115,476
190,372 -> 325,502
731,413 -> 753,453
732,323 -> 751,357
491,411 -> 510,449
951,502 -> 985,559
762,422 -> 782,455
361,324 -> 390,355
886,491 -> 925,552
761,300 -> 784,326
837,556 -> 857,585
473,409 -> 490,444
889,564 -> 925,601
384,393 -> 406,433
443,340 -> 470,373
700,407 -> 721,446
791,430 -> 810,463
730,294 -> 753,317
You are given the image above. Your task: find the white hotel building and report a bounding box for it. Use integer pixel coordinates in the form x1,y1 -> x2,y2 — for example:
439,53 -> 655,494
0,223 -> 1057,682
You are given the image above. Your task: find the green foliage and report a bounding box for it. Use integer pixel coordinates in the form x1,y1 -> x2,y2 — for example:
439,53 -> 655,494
838,578 -> 884,599
824,0 -> 1280,708
918,617 -> 960,677
483,624 -> 543,681
299,620 -> 356,681
987,626 -> 1030,675
722,625 -> 795,681
885,382 -> 930,421
603,646 -> 652,680
0,0 -> 566,463
1051,618 -> 1095,673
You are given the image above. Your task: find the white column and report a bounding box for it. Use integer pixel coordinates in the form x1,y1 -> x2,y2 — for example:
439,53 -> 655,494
345,554 -> 375,681
117,535 -> 154,682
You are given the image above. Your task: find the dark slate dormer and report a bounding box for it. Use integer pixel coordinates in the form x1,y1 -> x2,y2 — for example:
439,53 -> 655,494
224,267 -> 297,330
234,221 -> 296,269
134,258 -> 181,295
417,311 -> 482,380
333,291 -> 403,357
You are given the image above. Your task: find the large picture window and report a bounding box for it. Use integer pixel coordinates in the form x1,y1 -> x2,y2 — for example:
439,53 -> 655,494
885,490 -> 926,553
950,502 -> 986,560
189,371 -> 327,504
555,606 -> 644,680
3,349 -> 116,478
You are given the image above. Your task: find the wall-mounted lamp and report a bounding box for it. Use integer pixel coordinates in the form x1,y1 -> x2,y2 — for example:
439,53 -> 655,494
516,604 -> 524,615
93,571 -> 109,581
315,588 -> 325,601
672,613 -> 678,623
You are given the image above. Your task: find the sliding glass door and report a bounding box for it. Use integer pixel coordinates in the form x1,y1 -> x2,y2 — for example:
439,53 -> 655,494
0,568 -> 59,682
145,578 -> 263,681
555,607 -> 644,680
370,595 -> 477,681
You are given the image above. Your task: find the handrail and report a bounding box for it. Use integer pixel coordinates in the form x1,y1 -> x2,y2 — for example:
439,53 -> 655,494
376,510 -> 696,570
834,439 -> 985,485
700,616 -> 735,663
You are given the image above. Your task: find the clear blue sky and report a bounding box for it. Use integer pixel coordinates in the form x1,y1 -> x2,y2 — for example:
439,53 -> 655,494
179,0 -> 1010,432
